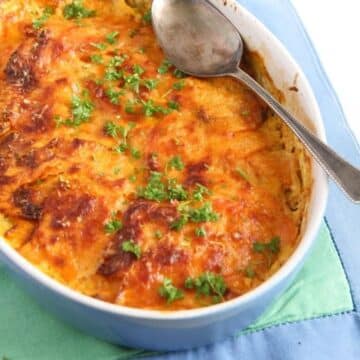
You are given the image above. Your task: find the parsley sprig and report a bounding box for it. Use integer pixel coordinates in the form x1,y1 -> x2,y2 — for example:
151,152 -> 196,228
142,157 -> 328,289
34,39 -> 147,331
55,90 -> 95,127
159,278 -> 184,304
121,240 -> 141,259
33,6 -> 54,29
104,216 -> 123,234
253,236 -> 281,254
185,272 -> 227,303
63,0 -> 96,20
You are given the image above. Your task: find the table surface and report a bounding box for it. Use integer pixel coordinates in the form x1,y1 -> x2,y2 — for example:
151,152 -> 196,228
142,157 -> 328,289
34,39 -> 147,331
292,0 -> 360,143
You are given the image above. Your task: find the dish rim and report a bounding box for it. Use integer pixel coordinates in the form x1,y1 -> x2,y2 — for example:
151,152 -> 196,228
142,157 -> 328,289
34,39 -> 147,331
0,0 -> 328,321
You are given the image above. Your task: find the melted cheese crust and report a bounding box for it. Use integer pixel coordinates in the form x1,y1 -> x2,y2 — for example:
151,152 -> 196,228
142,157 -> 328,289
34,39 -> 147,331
0,0 -> 311,310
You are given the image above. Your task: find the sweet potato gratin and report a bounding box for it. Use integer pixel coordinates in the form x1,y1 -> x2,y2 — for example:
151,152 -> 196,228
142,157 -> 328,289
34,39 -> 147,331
0,0 -> 311,310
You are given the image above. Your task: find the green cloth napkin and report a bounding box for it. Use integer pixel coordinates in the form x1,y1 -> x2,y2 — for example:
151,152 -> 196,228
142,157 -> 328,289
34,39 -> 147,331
0,223 -> 353,360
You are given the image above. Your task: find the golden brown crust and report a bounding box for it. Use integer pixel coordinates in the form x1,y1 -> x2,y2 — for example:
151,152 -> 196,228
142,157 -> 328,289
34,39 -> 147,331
0,0 -> 311,310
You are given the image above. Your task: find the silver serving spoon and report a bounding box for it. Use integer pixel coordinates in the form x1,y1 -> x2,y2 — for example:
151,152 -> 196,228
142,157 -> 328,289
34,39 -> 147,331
151,0 -> 360,203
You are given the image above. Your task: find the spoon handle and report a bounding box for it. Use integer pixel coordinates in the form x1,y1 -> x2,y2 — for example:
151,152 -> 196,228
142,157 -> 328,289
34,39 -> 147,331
230,68 -> 360,203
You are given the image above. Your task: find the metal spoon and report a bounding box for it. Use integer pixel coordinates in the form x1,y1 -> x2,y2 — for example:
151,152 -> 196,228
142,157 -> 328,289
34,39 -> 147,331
151,0 -> 360,203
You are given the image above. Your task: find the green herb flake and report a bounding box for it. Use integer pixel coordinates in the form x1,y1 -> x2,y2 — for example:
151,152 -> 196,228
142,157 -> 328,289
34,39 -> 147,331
137,171 -> 167,202
105,88 -> 124,104
195,227 -> 206,237
104,218 -> 123,234
143,10 -> 152,24
104,67 -> 123,81
133,64 -> 145,75
121,240 -> 141,259
235,167 -> 250,182
168,155 -> 184,171
105,31 -> 119,44
104,121 -> 122,138
173,68 -> 186,79
143,79 -> 159,91
63,0 -> 96,20
170,214 -> 188,231
185,272 -> 227,302
244,266 -> 256,279
33,6 -> 54,30
158,278 -> 184,303
167,179 -> 188,201
192,184 -> 210,201
168,100 -> 180,111
173,80 -> 185,90
154,230 -> 163,239
253,236 -> 281,254
130,148 -> 141,160
90,54 -> 103,64
142,99 -> 171,117
188,203 -> 219,223
124,73 -> 141,93
57,90 -> 94,127
90,42 -> 107,50
158,59 -> 172,74
129,174 -> 137,183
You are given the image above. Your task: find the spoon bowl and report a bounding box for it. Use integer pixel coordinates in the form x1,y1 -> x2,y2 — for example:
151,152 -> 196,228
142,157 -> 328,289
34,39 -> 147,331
152,0 -> 360,203
151,0 -> 243,76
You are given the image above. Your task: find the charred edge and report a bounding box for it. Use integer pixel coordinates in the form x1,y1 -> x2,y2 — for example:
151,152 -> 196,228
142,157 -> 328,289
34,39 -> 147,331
184,160 -> 210,187
13,186 -> 42,220
4,30 -> 48,91
98,200 -> 178,276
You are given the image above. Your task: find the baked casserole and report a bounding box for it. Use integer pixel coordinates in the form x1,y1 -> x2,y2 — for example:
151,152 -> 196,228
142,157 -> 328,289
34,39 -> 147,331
0,0 -> 311,310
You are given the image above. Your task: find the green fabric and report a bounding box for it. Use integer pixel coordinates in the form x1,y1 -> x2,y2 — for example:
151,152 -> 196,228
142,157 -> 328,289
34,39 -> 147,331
0,222 -> 353,359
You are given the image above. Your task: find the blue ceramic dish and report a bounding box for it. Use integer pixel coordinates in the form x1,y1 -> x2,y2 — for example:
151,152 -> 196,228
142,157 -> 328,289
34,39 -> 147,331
0,0 -> 328,351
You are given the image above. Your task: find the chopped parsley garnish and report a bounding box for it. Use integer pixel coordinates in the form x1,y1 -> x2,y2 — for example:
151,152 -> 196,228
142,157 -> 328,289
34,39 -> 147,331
56,90 -> 95,127
173,68 -> 186,78
33,6 -> 54,30
121,240 -> 141,259
143,10 -> 152,24
167,155 -> 184,171
170,214 -> 188,231
167,179 -> 188,201
235,167 -> 250,182
90,42 -> 107,50
142,99 -> 171,117
124,73 -> 141,93
111,122 -> 136,153
90,54 -> 103,64
173,80 -> 185,90
109,55 -> 127,67
130,147 -> 141,160
104,217 -> 123,234
244,266 -> 256,279
154,230 -> 163,239
171,202 -> 219,231
188,203 -> 219,223
104,67 -> 123,81
192,184 -> 210,201
125,99 -> 139,114
143,79 -> 159,91
185,272 -> 227,303
105,31 -> 119,44
138,171 -> 167,202
168,100 -> 180,111
133,64 -> 145,75
158,60 -> 172,74
105,88 -> 124,104
195,227 -> 206,237
104,121 -> 122,138
253,236 -> 281,254
63,0 -> 96,20
159,278 -> 184,303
